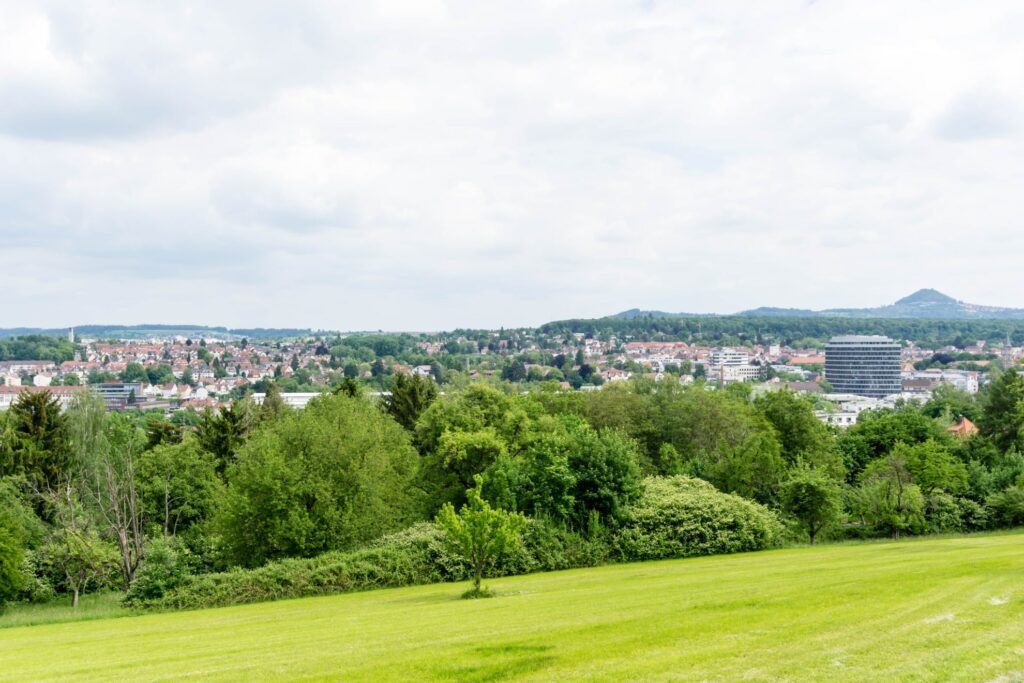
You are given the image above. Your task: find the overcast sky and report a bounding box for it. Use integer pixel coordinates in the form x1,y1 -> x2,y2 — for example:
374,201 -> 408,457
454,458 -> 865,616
3,1 -> 1024,330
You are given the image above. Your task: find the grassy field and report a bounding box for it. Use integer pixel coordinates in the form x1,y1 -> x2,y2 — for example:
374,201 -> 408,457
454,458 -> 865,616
2,532 -> 1023,682
0,592 -> 131,630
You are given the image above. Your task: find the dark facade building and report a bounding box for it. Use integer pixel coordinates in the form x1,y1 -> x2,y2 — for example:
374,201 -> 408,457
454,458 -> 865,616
92,382 -> 145,409
824,335 -> 901,398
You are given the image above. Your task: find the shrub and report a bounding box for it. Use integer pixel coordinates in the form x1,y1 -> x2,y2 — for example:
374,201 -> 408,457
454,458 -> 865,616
0,477 -> 42,610
957,497 -> 990,531
141,478 -> 784,612
613,476 -> 784,562
925,492 -> 964,534
15,551 -> 56,604
987,485 -> 1024,527
509,518 -> 610,574
141,517 -> 612,611
0,515 -> 25,611
124,539 -> 192,606
144,523 -> 463,610
923,492 -> 990,534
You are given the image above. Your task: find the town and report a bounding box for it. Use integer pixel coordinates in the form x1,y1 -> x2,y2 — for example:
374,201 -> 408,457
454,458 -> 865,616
0,324 -> 1005,429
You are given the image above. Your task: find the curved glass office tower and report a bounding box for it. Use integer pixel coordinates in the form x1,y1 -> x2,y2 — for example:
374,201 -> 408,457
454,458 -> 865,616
824,335 -> 901,397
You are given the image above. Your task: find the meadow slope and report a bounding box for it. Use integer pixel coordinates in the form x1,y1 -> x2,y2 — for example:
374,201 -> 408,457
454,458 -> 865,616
2,532 -> 1024,682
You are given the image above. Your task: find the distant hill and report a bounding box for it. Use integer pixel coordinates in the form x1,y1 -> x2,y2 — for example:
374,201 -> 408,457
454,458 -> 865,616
609,289 -> 1024,321
611,309 -> 708,319
0,325 -> 318,340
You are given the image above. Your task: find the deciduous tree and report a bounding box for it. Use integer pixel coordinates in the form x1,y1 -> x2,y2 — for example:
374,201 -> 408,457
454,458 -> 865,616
435,476 -> 526,596
852,454 -> 925,540
782,468 -> 843,544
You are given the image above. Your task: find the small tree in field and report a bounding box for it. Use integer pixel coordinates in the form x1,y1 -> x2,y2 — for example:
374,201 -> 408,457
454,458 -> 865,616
782,468 -> 843,544
435,476 -> 525,598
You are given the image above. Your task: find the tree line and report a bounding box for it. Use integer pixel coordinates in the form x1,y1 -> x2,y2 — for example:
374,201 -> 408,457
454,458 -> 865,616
540,315 -> 1024,347
2,370 -> 1024,611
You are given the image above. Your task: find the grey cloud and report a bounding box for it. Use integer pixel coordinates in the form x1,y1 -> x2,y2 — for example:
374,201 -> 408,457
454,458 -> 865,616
2,1 -> 1024,329
934,90 -> 1018,142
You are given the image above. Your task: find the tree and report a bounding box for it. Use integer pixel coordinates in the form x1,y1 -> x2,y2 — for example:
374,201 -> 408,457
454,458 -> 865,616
370,359 -> 386,388
38,479 -> 119,607
852,454 -> 925,539
755,390 -> 837,467
435,476 -> 526,597
979,370 -> 1024,452
896,439 -> 967,496
486,433 -> 576,522
69,398 -> 147,588
566,426 -> 643,528
217,393 -> 420,566
922,384 -> 978,422
333,377 -> 362,398
137,438 -> 221,539
837,408 -> 946,480
414,385 -> 537,511
436,429 -> 509,495
383,373 -> 437,431
343,362 -> 360,379
120,363 -> 148,383
655,443 -> 684,475
260,383 -> 287,421
195,399 -> 258,474
1,390 -> 70,495
706,427 -> 788,506
782,468 -> 843,544
0,491 -> 27,611
144,414 -> 184,449
501,360 -> 527,382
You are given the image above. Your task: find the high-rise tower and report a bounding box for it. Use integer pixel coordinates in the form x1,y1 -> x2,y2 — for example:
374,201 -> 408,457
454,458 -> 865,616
824,335 -> 901,397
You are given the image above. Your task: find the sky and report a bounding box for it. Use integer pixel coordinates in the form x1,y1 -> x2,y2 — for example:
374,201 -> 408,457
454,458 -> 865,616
3,1 -> 1024,331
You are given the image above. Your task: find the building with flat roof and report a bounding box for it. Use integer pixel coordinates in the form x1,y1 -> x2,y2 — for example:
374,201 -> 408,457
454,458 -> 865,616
708,348 -> 750,366
92,382 -> 145,409
824,335 -> 901,398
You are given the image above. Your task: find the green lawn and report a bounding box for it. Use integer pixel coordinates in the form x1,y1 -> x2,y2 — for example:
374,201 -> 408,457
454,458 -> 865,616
0,592 -> 131,630
2,532 -> 1023,682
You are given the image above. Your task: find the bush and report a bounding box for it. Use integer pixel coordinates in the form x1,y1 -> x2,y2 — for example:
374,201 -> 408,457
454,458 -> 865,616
140,478 -> 783,612
15,551 -> 56,604
0,477 -> 42,610
28,536 -> 122,599
613,476 -> 784,562
987,486 -> 1024,527
0,516 -> 25,611
143,523 -> 463,610
124,539 -> 192,606
957,497 -> 990,531
925,492 -> 964,534
489,517 -> 610,577
142,518 -> 612,611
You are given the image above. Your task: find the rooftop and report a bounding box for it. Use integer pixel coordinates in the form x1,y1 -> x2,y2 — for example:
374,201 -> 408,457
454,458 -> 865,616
827,335 -> 898,344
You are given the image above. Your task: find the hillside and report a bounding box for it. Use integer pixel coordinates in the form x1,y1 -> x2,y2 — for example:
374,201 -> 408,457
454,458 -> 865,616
609,289 -> 1024,321
743,288 -> 1024,319
4,532 -> 1023,681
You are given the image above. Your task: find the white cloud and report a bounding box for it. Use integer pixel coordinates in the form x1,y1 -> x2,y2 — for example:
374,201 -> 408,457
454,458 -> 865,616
3,0 -> 1024,329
